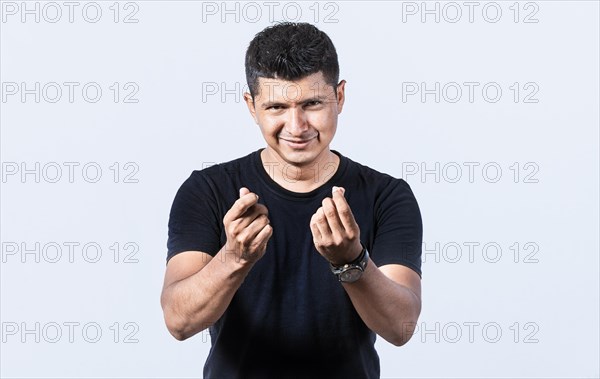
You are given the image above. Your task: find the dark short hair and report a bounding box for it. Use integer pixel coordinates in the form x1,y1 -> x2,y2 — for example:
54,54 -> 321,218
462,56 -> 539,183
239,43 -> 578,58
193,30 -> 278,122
245,22 -> 340,99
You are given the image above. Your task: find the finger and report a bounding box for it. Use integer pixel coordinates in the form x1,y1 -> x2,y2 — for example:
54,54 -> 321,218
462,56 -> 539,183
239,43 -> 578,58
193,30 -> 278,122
244,214 -> 271,241
253,223 -> 273,247
332,186 -> 345,196
239,187 -> 251,198
251,224 -> 273,255
322,197 -> 344,238
235,203 -> 269,230
225,191 -> 259,222
309,213 -> 322,241
240,221 -> 272,262
238,187 -> 260,214
332,186 -> 357,232
314,207 -> 333,238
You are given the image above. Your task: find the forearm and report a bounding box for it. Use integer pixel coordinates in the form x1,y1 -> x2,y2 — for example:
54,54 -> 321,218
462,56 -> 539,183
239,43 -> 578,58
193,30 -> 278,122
342,260 -> 421,346
162,248 -> 253,340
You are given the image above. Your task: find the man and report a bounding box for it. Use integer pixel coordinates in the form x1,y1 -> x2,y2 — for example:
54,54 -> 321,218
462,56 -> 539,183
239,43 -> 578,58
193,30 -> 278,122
161,22 -> 423,378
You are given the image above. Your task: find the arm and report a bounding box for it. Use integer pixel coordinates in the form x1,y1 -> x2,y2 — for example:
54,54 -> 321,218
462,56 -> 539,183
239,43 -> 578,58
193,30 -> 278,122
310,186 -> 421,346
160,249 -> 251,341
160,188 -> 272,341
341,262 -> 421,346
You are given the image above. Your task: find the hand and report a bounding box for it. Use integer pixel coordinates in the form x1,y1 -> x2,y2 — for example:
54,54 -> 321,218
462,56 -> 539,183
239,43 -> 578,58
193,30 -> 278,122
310,186 -> 363,265
222,187 -> 273,265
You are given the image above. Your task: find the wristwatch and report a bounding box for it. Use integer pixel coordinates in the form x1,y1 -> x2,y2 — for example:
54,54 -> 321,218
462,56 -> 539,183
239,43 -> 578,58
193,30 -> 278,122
329,244 -> 369,283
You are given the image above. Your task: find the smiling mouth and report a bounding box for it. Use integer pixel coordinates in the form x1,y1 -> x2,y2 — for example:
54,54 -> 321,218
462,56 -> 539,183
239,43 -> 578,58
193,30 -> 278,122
280,135 -> 317,148
280,135 -> 317,143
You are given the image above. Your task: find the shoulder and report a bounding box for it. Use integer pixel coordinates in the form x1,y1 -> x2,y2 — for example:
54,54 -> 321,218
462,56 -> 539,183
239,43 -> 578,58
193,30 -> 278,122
175,151 -> 256,200
184,151 -> 255,187
192,151 -> 254,180
340,152 -> 414,195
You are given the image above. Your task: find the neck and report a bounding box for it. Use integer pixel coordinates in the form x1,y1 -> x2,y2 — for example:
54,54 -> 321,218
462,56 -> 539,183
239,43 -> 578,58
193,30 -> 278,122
260,147 -> 340,193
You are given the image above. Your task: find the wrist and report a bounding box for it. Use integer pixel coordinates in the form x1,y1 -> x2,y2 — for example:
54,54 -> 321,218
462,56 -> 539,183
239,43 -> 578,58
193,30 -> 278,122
329,242 -> 363,266
217,247 -> 256,273
329,243 -> 369,283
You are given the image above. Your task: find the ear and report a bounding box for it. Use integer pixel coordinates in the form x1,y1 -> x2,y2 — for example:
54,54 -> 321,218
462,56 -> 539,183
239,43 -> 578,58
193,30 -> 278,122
244,92 -> 259,124
336,80 -> 346,114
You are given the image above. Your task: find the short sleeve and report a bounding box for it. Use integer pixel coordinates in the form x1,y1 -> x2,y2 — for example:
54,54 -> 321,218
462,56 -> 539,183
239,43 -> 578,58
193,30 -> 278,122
370,179 -> 423,277
166,172 -> 222,263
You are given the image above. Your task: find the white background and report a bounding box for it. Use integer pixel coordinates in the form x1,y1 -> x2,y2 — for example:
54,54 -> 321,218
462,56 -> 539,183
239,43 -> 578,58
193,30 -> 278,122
1,1 -> 599,378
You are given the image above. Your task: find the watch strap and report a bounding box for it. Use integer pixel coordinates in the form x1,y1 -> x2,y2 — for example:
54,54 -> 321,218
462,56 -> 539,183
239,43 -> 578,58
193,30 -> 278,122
329,244 -> 369,280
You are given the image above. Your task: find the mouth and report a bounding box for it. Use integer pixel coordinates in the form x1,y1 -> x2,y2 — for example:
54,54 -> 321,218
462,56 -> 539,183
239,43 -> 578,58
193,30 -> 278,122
279,135 -> 317,149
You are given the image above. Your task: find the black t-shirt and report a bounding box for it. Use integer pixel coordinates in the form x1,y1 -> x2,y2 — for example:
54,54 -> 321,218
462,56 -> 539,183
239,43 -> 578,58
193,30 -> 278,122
167,149 -> 423,379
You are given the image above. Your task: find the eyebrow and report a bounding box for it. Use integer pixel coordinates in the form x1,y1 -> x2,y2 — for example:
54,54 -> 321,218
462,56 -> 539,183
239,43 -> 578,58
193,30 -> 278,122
260,96 -> 330,109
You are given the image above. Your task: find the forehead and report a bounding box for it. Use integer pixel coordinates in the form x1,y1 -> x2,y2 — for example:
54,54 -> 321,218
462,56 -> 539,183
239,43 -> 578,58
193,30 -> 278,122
254,72 -> 334,103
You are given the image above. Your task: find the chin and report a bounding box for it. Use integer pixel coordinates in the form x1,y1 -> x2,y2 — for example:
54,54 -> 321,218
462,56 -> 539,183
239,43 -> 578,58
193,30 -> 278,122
282,151 -> 314,164
275,147 -> 320,166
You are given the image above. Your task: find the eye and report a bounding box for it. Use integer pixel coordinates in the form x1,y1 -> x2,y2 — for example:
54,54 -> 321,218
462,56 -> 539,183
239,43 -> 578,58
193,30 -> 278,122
305,100 -> 321,107
267,105 -> 283,111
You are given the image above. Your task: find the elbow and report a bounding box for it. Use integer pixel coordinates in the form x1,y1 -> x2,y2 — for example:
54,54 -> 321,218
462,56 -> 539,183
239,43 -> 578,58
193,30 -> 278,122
161,295 -> 195,341
163,309 -> 192,341
388,295 -> 422,347
388,331 -> 413,347
167,323 -> 190,341
162,302 -> 211,341
171,331 -> 190,342
388,317 -> 420,347
161,290 -> 212,341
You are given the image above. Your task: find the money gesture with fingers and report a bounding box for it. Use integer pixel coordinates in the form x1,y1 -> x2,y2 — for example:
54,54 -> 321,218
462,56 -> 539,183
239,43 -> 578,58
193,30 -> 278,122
310,186 -> 363,265
223,187 -> 273,264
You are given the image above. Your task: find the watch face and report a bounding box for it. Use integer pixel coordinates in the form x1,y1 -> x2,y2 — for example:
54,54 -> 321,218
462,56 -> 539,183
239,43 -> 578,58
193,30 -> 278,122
340,268 -> 362,283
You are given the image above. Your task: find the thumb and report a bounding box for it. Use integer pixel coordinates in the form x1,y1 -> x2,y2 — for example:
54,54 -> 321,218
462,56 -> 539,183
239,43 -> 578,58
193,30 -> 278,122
332,186 -> 346,196
239,187 -> 250,198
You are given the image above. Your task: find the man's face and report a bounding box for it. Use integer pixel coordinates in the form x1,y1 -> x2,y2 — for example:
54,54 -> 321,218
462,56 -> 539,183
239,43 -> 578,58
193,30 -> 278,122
244,71 -> 346,167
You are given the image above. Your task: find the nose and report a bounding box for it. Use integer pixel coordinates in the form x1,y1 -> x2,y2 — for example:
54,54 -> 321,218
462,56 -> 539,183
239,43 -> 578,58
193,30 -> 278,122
285,107 -> 308,137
